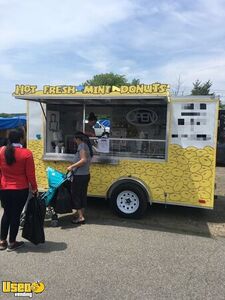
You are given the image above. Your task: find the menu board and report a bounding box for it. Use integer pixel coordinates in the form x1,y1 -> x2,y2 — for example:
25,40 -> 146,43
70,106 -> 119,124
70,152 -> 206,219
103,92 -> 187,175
171,102 -> 217,148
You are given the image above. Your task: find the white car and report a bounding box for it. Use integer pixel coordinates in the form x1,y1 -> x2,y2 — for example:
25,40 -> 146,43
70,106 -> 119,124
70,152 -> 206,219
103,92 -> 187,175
85,120 -> 110,137
94,121 -> 110,137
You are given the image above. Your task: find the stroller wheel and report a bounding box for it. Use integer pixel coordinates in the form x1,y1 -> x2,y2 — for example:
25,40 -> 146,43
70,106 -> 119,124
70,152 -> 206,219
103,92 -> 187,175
51,214 -> 59,227
45,207 -> 54,219
20,212 -> 26,228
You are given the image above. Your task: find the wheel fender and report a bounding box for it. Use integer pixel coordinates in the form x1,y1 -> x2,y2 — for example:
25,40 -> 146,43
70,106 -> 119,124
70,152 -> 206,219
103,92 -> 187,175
107,178 -> 151,204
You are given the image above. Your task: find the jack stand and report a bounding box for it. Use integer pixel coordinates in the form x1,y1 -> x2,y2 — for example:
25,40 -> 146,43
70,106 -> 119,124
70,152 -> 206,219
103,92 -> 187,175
164,192 -> 168,208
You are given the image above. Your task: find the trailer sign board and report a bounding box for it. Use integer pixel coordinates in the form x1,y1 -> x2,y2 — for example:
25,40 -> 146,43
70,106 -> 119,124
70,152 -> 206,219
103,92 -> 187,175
13,83 -> 170,97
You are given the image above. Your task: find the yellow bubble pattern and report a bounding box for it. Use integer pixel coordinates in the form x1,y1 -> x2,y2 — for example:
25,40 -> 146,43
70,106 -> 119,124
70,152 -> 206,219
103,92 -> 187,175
29,140 -> 215,208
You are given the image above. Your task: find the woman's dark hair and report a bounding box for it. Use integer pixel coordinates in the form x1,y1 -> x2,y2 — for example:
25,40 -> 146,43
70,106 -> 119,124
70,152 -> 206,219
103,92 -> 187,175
4,129 -> 24,165
74,131 -> 86,141
88,112 -> 97,122
74,131 -> 93,157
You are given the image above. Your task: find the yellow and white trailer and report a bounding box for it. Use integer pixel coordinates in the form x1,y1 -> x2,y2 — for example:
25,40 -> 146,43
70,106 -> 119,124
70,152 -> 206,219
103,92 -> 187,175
13,83 -> 219,218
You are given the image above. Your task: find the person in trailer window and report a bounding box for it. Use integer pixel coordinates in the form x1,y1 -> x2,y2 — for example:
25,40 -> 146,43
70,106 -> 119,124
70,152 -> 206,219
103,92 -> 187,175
67,132 -> 92,224
85,112 -> 97,137
0,129 -> 38,251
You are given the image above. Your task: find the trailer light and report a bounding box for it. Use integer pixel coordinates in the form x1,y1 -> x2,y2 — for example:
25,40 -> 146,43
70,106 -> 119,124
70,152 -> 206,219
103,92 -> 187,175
199,199 -> 206,203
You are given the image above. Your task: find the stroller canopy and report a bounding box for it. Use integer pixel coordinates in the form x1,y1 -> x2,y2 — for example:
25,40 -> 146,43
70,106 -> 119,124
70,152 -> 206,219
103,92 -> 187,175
43,167 -> 68,205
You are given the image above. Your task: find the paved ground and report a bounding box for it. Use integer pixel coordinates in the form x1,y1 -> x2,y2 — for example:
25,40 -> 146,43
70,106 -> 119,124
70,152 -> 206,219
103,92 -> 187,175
0,167 -> 225,300
1,216 -> 225,300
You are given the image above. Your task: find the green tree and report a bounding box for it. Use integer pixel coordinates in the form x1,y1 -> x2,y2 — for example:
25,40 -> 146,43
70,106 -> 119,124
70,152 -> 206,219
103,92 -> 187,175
130,78 -> 140,85
0,113 -> 25,117
191,79 -> 213,95
83,73 -> 141,87
84,72 -> 128,87
219,98 -> 225,109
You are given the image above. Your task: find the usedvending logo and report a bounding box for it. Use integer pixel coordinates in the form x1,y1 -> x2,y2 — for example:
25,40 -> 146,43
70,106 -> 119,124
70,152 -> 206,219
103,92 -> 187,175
2,281 -> 45,298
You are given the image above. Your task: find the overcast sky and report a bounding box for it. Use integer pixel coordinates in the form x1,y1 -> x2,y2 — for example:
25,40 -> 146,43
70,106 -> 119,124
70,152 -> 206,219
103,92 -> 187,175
0,0 -> 225,113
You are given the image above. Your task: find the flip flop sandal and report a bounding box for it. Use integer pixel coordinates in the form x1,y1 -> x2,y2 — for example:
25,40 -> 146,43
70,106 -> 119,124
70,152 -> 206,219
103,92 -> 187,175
71,219 -> 85,225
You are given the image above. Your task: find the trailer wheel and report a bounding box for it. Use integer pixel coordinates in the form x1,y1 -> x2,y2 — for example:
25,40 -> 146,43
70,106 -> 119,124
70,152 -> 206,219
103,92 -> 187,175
110,183 -> 148,218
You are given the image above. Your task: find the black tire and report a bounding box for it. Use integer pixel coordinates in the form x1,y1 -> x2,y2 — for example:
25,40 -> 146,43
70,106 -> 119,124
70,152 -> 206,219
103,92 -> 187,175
110,182 -> 148,218
50,213 -> 59,227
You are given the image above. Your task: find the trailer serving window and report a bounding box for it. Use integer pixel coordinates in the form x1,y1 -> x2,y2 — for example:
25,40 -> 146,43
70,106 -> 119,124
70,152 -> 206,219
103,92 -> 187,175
45,97 -> 168,160
46,103 -> 83,154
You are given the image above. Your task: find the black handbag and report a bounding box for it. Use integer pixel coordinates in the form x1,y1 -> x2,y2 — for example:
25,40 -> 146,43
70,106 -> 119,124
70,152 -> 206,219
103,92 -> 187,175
22,195 -> 45,245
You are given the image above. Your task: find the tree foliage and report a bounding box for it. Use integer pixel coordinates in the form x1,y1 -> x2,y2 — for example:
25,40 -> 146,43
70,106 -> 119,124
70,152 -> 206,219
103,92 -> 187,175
0,113 -> 25,118
130,78 -> 140,85
83,72 -> 140,87
190,79 -> 225,108
191,79 -> 213,95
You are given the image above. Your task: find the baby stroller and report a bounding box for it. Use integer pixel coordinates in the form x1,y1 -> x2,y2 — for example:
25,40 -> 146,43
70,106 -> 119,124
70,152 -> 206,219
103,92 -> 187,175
43,167 -> 73,226
21,167 -> 72,227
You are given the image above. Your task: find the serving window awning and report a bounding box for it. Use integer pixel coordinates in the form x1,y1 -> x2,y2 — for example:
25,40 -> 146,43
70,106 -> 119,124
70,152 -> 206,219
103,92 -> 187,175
15,95 -> 169,105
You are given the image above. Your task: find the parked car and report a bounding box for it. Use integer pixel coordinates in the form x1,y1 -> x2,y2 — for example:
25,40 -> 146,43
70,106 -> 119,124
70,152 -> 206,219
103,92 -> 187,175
94,121 -> 110,137
216,142 -> 225,165
216,110 -> 225,166
85,120 -> 110,137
